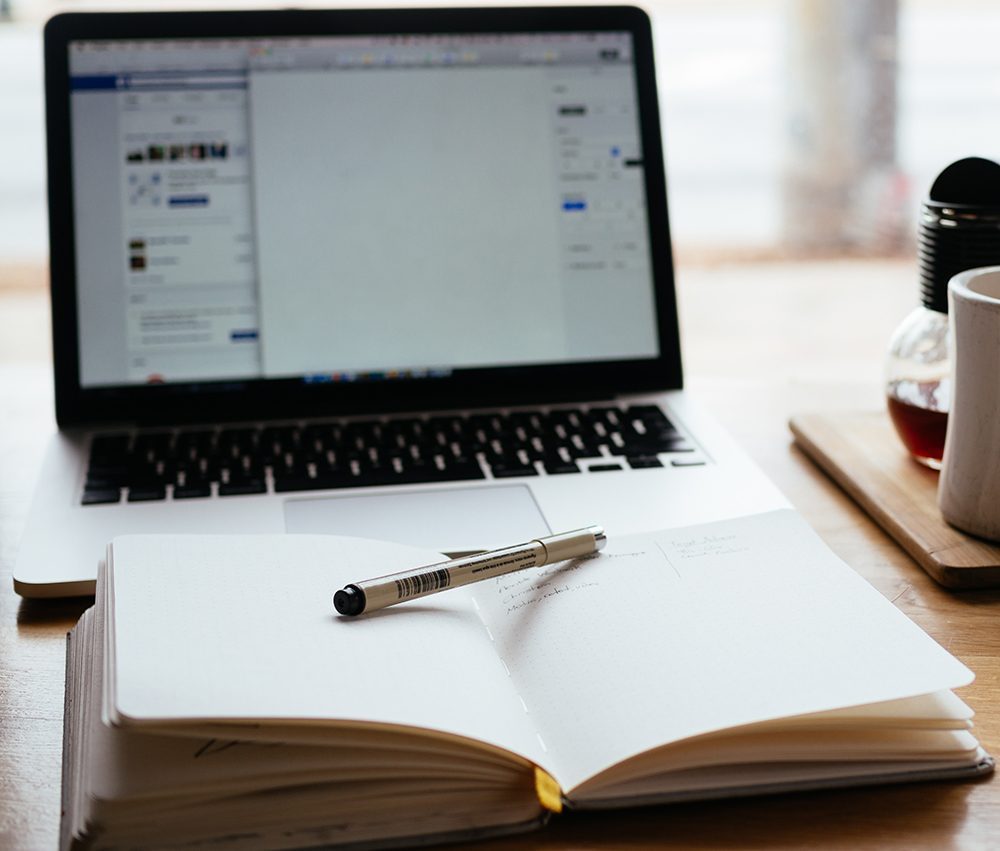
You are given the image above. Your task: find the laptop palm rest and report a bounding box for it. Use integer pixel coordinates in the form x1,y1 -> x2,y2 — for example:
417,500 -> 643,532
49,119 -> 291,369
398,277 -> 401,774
283,485 -> 552,554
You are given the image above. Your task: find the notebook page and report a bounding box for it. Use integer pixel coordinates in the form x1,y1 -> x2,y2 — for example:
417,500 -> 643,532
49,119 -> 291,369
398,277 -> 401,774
468,509 -> 974,793
108,535 -> 547,767
87,611 -> 520,807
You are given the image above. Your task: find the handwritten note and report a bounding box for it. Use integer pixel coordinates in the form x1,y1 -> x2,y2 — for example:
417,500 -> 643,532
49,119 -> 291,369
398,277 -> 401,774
496,554 -> 615,615
668,533 -> 750,561
489,532 -> 755,619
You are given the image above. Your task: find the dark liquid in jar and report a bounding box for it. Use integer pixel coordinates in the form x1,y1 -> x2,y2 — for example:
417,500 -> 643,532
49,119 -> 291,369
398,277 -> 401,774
887,392 -> 948,468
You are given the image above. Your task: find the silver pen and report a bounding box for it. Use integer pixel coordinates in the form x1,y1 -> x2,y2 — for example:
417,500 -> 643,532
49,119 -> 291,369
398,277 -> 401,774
333,525 -> 607,616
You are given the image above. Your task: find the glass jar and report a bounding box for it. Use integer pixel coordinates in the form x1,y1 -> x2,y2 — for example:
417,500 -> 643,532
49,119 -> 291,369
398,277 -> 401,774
884,156 -> 1000,469
885,306 -> 949,469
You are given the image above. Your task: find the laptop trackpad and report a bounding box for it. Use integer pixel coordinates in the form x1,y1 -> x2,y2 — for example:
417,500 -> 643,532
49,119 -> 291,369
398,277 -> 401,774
283,484 -> 551,554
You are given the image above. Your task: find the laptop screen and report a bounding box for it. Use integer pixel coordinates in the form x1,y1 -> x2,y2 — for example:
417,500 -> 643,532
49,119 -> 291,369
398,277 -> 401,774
67,30 -> 660,390
47,8 -> 680,426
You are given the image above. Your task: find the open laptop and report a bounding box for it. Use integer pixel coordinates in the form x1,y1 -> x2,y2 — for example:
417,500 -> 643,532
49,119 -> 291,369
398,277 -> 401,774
15,6 -> 787,598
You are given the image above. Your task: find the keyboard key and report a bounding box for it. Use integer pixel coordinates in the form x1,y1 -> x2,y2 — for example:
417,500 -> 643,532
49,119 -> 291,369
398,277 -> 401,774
274,473 -> 348,492
517,440 -> 547,461
468,413 -> 510,434
588,406 -> 622,425
588,463 -> 623,472
218,478 -> 267,496
671,458 -> 706,467
627,455 -> 664,469
626,404 -> 673,422
618,435 -> 693,455
490,462 -> 538,478
173,483 -> 212,499
133,432 -> 172,455
81,488 -> 121,505
351,464 -> 399,487
187,458 -> 220,482
86,460 -> 129,478
218,428 -> 259,455
127,484 -> 166,502
85,472 -> 128,489
89,434 -> 130,465
370,469 -> 438,487
543,459 -> 580,474
440,460 -> 486,481
508,411 -> 544,434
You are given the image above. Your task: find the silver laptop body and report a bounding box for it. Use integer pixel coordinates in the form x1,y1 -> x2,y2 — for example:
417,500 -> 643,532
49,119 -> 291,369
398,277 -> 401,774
16,6 -> 786,597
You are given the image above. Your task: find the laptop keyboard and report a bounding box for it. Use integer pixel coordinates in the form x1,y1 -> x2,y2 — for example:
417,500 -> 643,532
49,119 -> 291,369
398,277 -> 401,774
81,404 -> 702,505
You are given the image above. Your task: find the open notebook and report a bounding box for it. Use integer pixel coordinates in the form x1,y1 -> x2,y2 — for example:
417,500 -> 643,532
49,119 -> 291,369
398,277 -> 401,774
61,510 -> 992,850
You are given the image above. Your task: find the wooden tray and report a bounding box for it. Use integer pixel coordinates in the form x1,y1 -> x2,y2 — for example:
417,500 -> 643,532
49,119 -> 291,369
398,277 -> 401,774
790,411 -> 1000,589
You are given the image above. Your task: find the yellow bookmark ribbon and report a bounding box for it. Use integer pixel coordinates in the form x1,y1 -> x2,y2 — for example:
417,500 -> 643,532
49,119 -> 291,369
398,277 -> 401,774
534,767 -> 563,813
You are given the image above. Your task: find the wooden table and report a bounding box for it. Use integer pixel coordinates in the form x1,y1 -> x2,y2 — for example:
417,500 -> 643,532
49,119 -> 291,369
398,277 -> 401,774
2,260 -> 998,849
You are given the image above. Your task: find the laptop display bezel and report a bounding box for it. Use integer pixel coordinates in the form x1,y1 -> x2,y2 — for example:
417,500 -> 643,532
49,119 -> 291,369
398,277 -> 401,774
45,6 -> 682,428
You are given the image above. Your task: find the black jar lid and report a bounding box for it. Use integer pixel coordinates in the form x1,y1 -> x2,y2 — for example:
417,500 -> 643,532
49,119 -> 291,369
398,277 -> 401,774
919,157 -> 1000,313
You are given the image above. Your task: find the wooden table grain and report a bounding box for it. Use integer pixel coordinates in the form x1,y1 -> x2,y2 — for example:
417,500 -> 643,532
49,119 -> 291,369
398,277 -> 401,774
2,260 -> 998,850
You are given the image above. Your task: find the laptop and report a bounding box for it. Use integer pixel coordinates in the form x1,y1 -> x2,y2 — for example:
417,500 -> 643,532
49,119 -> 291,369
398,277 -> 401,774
15,6 -> 787,597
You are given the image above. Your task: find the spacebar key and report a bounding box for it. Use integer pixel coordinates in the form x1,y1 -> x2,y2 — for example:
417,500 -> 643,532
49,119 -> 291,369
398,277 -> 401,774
391,461 -> 486,485
274,473 -> 353,492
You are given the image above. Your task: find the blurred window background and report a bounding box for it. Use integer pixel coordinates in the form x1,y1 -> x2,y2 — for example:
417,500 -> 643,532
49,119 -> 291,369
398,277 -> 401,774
1,0 -> 998,266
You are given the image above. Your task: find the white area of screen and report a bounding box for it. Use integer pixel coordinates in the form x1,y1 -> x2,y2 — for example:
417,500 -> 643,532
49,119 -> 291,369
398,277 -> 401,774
250,67 -> 568,377
70,37 -> 662,388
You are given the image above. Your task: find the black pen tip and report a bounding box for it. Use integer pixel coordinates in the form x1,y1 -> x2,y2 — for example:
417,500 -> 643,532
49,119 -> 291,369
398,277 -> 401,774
334,586 -> 365,616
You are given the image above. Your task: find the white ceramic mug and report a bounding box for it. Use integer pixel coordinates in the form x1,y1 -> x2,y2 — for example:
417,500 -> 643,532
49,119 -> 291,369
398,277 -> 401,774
938,266 -> 1000,541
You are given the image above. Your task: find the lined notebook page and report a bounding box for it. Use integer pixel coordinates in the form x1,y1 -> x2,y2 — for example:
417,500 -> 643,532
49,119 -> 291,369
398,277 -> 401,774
468,509 -> 974,793
107,535 -> 547,768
